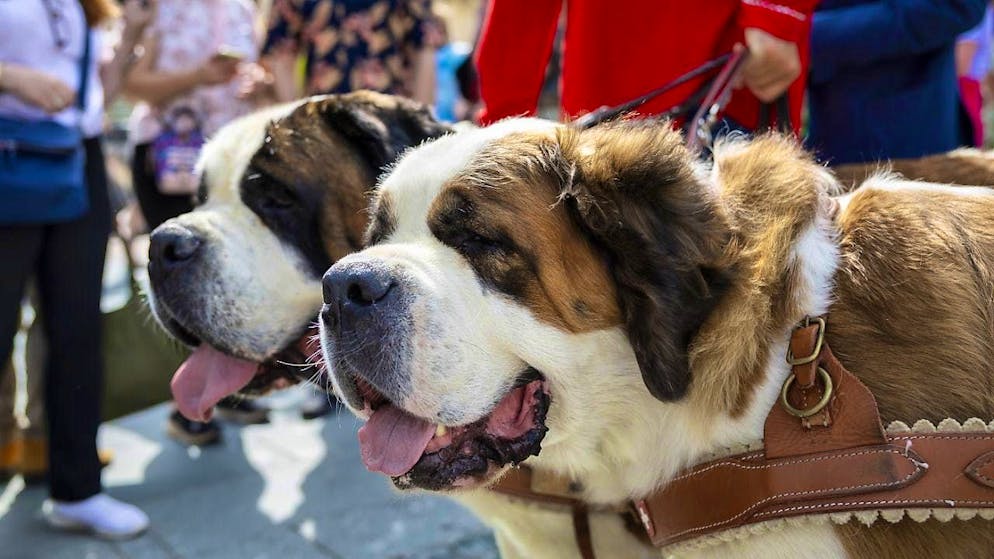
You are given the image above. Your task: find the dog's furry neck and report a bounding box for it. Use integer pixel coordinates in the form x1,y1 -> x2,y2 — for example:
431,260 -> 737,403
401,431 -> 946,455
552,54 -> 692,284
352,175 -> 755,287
528,136 -> 841,505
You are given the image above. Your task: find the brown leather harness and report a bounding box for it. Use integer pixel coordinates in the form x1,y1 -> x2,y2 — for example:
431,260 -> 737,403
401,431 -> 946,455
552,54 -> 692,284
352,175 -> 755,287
489,466 -> 601,559
488,318 -> 994,556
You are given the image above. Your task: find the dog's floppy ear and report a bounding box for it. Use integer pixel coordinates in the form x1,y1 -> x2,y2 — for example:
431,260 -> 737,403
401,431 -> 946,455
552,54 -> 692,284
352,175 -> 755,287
556,121 -> 732,401
319,92 -> 451,171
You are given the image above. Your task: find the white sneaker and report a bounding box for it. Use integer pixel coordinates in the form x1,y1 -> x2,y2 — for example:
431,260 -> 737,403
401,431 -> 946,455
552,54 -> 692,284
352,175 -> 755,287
43,493 -> 149,540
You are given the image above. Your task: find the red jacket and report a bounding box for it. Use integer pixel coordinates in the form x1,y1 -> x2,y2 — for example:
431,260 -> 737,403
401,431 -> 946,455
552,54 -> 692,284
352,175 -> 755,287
476,0 -> 816,132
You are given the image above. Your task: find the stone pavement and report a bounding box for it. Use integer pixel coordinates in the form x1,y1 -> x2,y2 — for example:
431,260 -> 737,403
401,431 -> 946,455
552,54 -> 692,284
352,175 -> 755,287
0,397 -> 499,559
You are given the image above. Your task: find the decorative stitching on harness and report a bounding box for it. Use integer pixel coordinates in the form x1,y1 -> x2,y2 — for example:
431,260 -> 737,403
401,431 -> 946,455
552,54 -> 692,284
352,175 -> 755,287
741,0 -> 806,21
754,499 -> 994,518
892,434 -> 994,441
668,447 -> 911,484
970,455 -> 994,485
662,450 -> 922,540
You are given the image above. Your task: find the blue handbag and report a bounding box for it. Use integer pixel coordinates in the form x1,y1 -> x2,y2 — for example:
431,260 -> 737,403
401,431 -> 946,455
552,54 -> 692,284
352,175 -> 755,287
0,21 -> 91,225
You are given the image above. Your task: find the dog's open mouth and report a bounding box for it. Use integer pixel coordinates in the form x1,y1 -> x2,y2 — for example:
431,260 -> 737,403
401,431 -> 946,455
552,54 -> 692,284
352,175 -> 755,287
167,324 -> 323,422
354,369 -> 550,491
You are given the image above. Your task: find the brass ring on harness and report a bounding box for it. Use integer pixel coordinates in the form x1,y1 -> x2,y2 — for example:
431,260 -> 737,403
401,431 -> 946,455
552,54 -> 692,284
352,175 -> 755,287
780,367 -> 833,418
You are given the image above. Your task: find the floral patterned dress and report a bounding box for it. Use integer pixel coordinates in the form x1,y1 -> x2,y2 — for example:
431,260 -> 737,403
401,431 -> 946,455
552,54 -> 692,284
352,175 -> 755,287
130,0 -> 258,145
263,0 -> 433,96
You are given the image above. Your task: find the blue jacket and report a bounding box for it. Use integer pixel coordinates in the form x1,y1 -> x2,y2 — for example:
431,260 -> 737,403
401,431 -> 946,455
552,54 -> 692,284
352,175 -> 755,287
807,0 -> 987,164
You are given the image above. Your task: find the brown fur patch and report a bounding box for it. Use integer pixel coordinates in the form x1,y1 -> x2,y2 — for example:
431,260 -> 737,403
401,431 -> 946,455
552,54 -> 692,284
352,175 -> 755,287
252,91 -> 447,263
836,519 -> 994,559
427,133 -> 621,332
428,120 -> 740,400
833,148 -> 994,189
830,186 -> 994,421
555,122 -> 733,401
688,135 -> 832,416
253,99 -> 373,263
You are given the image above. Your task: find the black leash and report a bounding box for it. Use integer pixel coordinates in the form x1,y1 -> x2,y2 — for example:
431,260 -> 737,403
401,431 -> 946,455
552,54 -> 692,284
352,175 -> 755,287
572,52 -> 735,130
758,94 -> 792,134
572,48 -> 792,149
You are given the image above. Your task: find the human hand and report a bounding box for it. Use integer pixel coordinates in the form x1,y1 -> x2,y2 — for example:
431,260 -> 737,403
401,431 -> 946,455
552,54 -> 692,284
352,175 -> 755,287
737,28 -> 801,103
122,0 -> 156,43
236,63 -> 275,104
196,53 -> 240,86
0,64 -> 76,113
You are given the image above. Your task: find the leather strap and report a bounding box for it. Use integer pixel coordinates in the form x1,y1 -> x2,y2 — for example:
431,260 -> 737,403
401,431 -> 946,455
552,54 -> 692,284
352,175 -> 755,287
632,318 -> 994,548
685,48 -> 748,153
490,466 -> 599,559
490,466 -> 587,509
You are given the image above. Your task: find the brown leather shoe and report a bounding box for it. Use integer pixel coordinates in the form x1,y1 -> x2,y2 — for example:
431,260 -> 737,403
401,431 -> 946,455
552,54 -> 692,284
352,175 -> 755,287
19,437 -> 114,484
0,437 -> 23,481
19,437 -> 47,483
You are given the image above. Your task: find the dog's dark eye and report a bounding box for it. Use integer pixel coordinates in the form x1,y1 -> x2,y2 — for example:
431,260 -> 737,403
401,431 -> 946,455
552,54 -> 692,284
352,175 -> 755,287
194,175 -> 208,206
262,184 -> 297,210
457,230 -> 504,256
246,172 -> 297,210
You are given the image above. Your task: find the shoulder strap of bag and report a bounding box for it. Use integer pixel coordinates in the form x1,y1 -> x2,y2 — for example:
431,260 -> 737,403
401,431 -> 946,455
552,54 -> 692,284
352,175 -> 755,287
77,18 -> 91,110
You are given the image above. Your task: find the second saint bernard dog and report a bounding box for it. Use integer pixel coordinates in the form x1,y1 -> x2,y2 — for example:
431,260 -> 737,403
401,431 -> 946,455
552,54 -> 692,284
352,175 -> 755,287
319,118 -> 994,558
146,91 -> 449,420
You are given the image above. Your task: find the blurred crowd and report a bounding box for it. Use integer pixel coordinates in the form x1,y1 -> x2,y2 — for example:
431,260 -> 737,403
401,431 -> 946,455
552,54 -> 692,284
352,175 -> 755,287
2,0 -> 993,543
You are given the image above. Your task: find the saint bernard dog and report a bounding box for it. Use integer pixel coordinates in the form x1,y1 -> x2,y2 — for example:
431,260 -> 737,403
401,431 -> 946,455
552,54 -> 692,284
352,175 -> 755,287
146,91 -> 448,422
319,117 -> 994,558
145,92 -> 650,559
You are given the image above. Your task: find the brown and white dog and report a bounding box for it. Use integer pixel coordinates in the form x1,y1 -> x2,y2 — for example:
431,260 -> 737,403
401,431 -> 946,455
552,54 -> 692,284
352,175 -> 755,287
145,93 -> 647,559
146,91 -> 449,421
319,117 -> 994,558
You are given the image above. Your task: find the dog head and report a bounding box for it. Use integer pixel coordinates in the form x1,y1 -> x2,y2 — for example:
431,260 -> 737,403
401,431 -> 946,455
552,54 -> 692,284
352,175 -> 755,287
147,92 -> 449,422
319,118 -> 736,492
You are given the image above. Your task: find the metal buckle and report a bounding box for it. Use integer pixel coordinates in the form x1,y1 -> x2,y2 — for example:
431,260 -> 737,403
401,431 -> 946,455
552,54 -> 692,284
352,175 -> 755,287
786,316 -> 825,366
780,367 -> 834,418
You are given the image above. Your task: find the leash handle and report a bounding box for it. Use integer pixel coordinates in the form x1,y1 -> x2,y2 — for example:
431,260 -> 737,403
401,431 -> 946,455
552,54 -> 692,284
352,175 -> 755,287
685,47 -> 748,153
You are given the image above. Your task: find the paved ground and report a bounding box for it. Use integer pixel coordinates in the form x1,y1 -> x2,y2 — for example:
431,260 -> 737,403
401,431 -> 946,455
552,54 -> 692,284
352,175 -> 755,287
0,396 -> 499,559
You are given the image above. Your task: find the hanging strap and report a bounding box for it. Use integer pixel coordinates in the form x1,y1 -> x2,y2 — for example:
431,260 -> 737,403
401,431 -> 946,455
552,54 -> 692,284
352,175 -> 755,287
757,93 -> 792,134
489,466 -> 597,559
489,465 -> 640,559
77,25 -> 91,111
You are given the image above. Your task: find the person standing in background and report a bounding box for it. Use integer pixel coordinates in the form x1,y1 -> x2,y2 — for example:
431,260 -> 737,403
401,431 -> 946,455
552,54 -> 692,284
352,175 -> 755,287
474,0 -> 817,134
0,0 -> 154,486
261,0 -> 438,105
427,12 -> 473,122
124,0 -> 273,445
956,3 -> 994,147
0,0 -> 152,539
807,0 -> 987,164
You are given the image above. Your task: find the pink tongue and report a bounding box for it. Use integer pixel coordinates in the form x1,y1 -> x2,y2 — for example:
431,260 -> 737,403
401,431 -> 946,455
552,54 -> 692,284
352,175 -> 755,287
358,404 -> 436,476
170,345 -> 258,422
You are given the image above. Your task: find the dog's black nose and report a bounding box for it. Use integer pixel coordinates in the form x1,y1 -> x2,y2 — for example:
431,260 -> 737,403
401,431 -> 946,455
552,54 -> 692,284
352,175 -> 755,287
323,264 -> 395,307
150,225 -> 202,266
